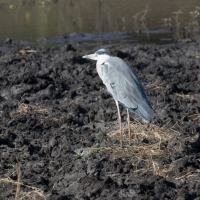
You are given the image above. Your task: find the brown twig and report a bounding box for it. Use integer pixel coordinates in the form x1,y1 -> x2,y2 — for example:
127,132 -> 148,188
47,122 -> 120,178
15,162 -> 22,200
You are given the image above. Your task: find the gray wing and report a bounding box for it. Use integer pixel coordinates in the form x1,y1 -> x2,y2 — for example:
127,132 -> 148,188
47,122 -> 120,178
99,57 -> 153,122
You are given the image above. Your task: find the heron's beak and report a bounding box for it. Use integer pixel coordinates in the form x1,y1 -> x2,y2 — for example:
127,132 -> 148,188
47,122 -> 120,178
82,53 -> 98,60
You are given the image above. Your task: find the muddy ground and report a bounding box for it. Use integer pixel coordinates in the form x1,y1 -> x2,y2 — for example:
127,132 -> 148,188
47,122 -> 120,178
0,41 -> 200,200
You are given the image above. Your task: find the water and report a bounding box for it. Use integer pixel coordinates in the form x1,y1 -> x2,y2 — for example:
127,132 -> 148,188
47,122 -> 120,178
0,0 -> 200,48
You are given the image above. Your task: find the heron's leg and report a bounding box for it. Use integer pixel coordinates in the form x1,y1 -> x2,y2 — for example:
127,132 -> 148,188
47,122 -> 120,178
115,100 -> 123,148
127,109 -> 131,145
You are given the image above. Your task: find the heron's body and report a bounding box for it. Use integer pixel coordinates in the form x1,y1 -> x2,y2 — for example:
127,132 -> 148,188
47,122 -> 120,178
83,49 -> 154,147
96,56 -> 153,122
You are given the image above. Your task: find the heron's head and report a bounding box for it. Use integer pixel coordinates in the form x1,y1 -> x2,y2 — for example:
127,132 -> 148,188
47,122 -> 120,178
82,49 -> 111,63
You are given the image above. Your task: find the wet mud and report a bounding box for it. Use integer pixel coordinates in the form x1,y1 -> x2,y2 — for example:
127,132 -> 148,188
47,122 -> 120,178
0,42 -> 200,200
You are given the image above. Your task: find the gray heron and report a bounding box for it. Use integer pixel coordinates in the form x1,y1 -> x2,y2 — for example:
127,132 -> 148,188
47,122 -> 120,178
83,49 -> 153,147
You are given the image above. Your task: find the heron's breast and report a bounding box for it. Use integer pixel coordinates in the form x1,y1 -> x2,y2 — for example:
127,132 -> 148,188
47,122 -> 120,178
96,63 -> 102,79
96,62 -> 109,81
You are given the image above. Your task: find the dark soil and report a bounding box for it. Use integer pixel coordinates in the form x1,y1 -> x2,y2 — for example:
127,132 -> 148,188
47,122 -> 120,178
0,42 -> 200,200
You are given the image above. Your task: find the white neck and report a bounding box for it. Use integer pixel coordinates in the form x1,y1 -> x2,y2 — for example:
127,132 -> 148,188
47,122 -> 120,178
97,55 -> 111,64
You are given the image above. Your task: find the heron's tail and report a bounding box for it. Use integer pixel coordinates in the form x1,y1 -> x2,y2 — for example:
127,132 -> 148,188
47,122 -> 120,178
130,99 -> 154,122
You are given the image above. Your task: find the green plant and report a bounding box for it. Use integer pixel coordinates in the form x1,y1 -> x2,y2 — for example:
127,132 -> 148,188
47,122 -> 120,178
7,163 -> 16,168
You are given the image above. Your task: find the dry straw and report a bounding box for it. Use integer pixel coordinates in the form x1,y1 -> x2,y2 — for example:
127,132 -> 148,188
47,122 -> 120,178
106,120 -> 175,175
0,163 -> 46,200
10,103 -> 52,117
105,120 -> 200,181
146,77 -> 168,96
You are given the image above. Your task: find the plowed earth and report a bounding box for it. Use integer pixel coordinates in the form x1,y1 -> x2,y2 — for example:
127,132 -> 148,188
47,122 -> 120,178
0,43 -> 200,200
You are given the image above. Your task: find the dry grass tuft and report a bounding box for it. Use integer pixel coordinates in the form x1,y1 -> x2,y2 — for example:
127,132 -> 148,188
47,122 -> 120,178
174,93 -> 200,105
157,157 -> 200,182
106,120 -> 179,175
173,169 -> 200,181
186,113 -> 200,121
19,49 -> 37,55
0,163 -> 46,200
146,77 -> 167,97
175,93 -> 199,100
107,119 -> 173,152
10,103 -> 52,117
105,120 -> 200,180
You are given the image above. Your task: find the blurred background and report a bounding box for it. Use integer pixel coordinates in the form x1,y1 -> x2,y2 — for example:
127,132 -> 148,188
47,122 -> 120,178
0,0 -> 200,48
